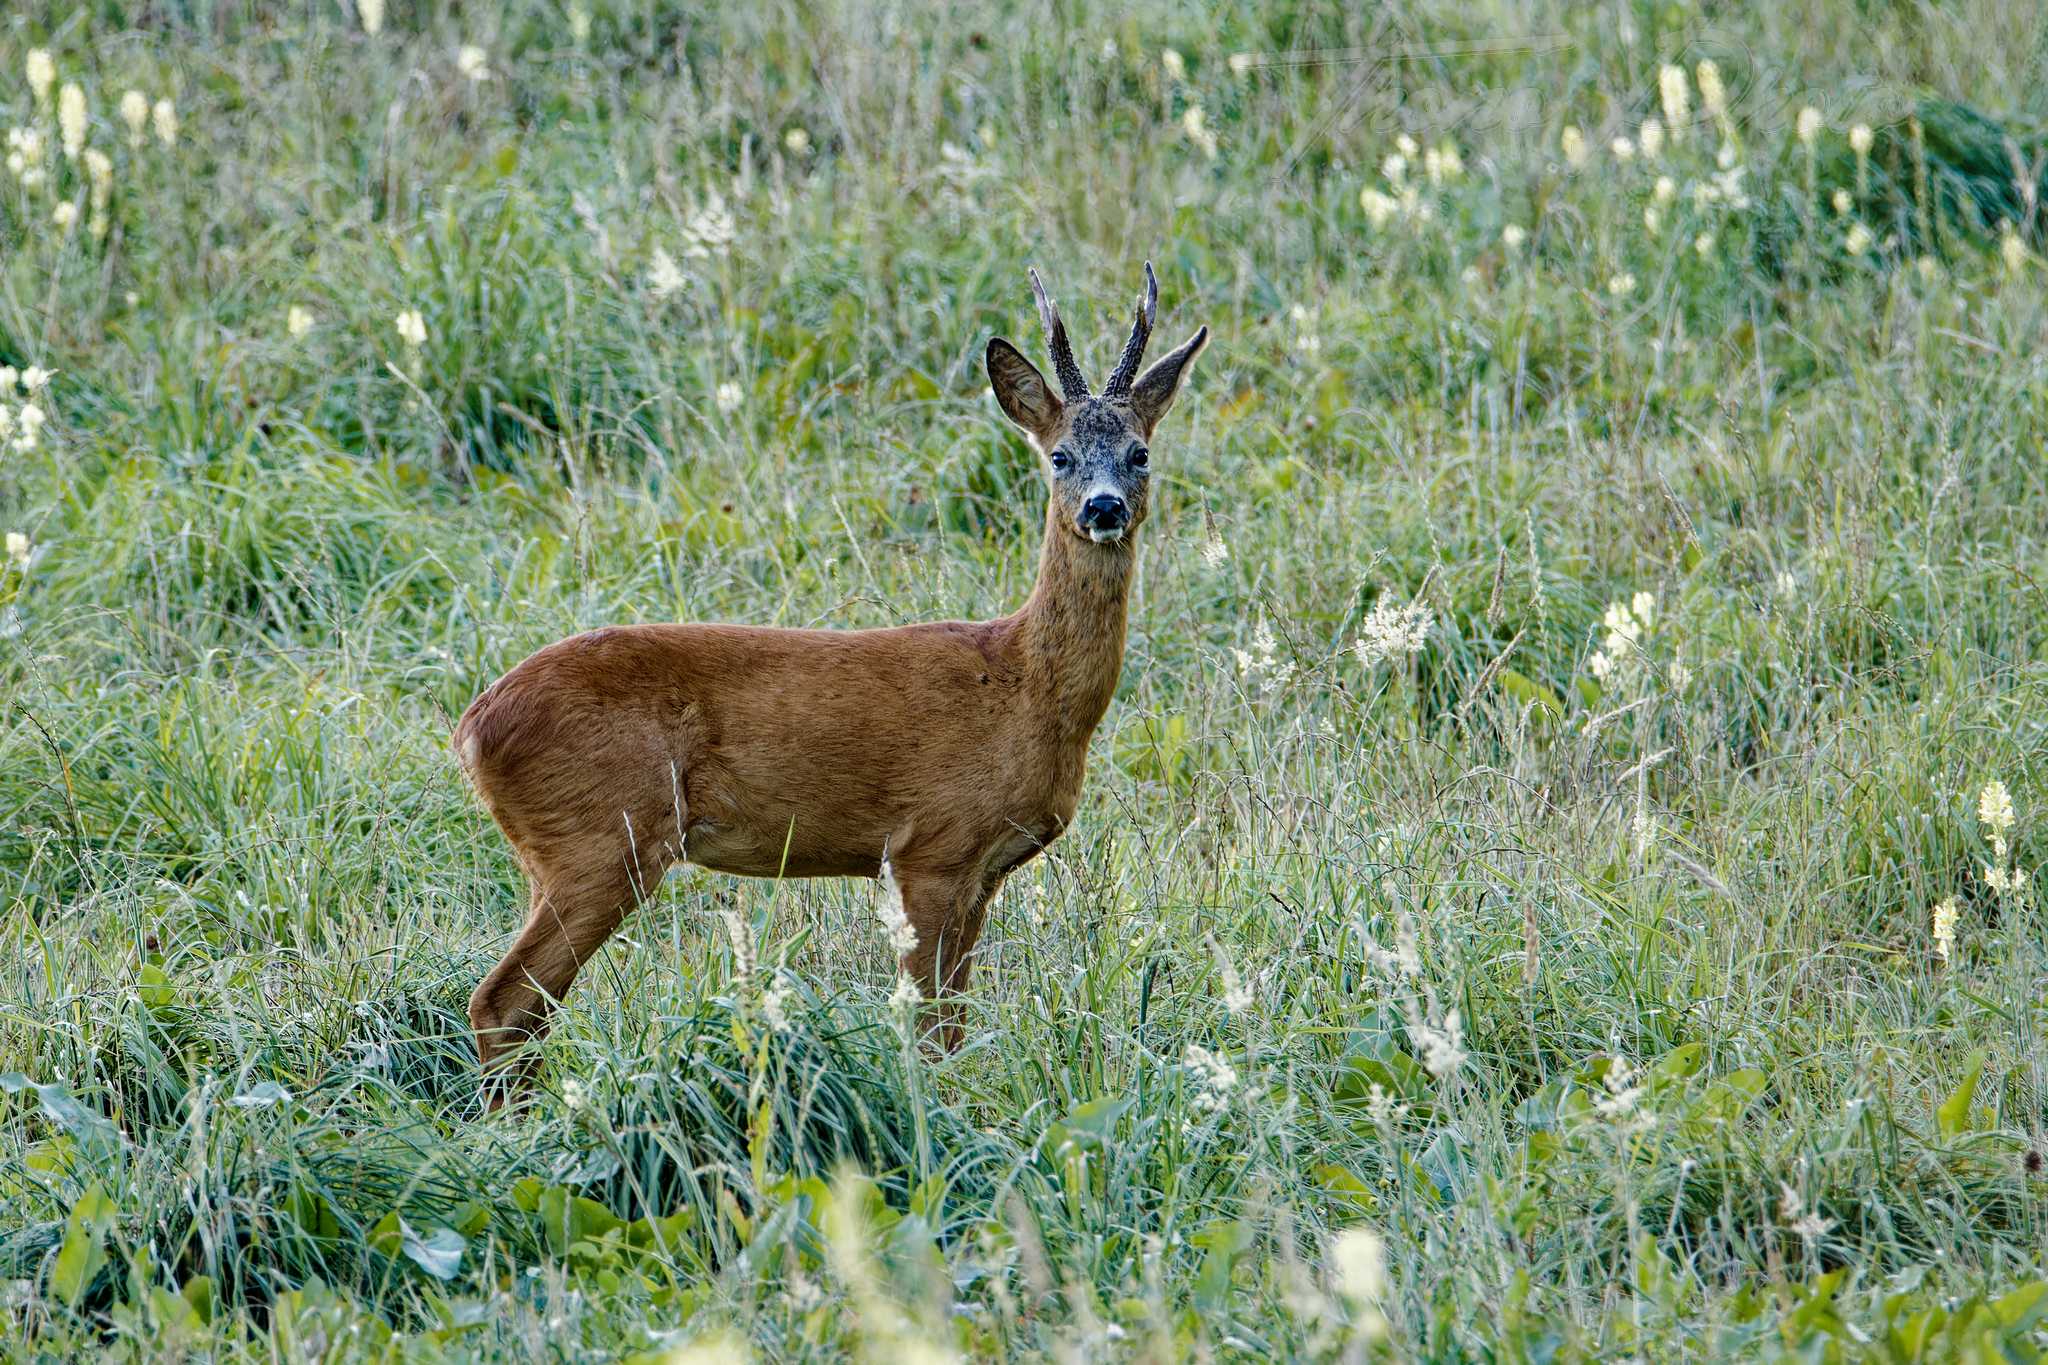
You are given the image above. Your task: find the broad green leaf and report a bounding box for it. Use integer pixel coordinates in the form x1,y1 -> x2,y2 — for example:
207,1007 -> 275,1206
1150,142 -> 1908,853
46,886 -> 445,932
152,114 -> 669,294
1991,1278 -> 2048,1330
402,1223 -> 467,1281
1497,668 -> 1563,717
1046,1095 -> 1133,1158
51,1183 -> 114,1307
1651,1043 -> 1706,1081
1937,1051 -> 1985,1138
1191,1220 -> 1254,1308
139,963 -> 175,1009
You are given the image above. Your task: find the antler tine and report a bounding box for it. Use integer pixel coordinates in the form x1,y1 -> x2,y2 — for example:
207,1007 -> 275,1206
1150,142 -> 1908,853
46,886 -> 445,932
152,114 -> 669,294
1102,261 -> 1159,399
1028,267 -> 1091,401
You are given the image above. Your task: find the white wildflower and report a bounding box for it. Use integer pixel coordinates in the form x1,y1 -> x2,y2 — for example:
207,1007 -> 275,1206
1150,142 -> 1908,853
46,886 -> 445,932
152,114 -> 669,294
1697,60 -> 1726,116
1607,272 -> 1636,296
1831,188 -> 1853,216
287,305 -> 315,338
1978,780 -> 2015,833
456,45 -> 492,82
394,309 -> 427,347
1588,593 -> 1656,682
1354,597 -> 1431,667
888,974 -> 922,1017
51,201 -> 77,231
1849,123 -> 1873,155
20,367 -> 53,392
1215,944 -> 1254,1014
1423,141 -> 1463,183
1412,1008 -> 1467,1079
1181,105 -> 1217,159
783,126 -> 810,156
82,148 -> 112,235
1659,64 -> 1689,131
1610,136 -> 1635,162
58,84 -> 87,159
715,381 -> 744,414
26,51 -> 54,107
8,127 -> 47,186
117,91 -> 149,146
1560,125 -> 1587,169
5,532 -> 30,569
1365,912 -> 1421,978
1931,896 -> 1959,962
1184,1044 -> 1237,1111
1360,187 -> 1398,228
358,0 -> 385,34
1329,1227 -> 1387,1306
681,188 -> 736,259
1233,618 -> 1293,693
1160,48 -> 1185,80
1779,1183 -> 1835,1245
1713,163 -> 1749,208
1843,222 -> 1872,255
1694,231 -> 1716,259
876,853 -> 917,955
762,973 -> 793,1032
151,98 -> 177,147
1796,107 -> 1822,145
1227,52 -> 1254,77
1639,117 -> 1665,158
720,908 -> 756,980
1287,302 -> 1321,357
647,247 -> 687,298
1501,223 -> 1527,251
1364,1082 -> 1406,1126
14,405 -> 45,453
1592,1056 -> 1648,1125
1653,175 -> 1677,204
2001,223 -> 2028,275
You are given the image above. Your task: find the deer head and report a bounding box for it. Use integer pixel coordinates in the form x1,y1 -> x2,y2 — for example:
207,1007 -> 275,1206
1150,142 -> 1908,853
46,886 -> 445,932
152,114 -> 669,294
987,262 -> 1209,546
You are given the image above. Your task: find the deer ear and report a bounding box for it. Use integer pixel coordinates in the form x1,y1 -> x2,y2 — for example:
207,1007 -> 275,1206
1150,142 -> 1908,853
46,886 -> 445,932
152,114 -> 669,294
987,338 -> 1062,442
1128,326 -> 1208,436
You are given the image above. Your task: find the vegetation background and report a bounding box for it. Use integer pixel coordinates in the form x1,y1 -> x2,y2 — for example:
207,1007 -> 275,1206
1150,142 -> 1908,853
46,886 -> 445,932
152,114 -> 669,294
2,0 -> 2046,1358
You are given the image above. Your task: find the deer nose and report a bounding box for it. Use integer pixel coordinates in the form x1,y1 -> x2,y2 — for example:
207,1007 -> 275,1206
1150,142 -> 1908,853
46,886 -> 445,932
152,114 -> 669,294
1078,493 -> 1129,531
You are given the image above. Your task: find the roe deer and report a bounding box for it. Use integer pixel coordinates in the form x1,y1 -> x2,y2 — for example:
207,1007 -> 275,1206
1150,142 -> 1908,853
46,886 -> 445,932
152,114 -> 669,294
455,263 -> 1207,1100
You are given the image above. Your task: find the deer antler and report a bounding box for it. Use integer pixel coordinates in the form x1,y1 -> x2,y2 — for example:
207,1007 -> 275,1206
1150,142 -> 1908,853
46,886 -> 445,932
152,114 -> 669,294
1101,261 -> 1159,400
1029,267 -> 1091,401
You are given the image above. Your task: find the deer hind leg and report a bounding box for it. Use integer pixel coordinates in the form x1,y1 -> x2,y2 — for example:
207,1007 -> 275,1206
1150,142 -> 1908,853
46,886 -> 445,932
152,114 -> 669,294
469,824 -> 674,1108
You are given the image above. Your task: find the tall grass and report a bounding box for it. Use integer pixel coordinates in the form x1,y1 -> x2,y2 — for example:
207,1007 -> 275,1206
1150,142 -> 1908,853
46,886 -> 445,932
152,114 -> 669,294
3,0 -> 2046,1358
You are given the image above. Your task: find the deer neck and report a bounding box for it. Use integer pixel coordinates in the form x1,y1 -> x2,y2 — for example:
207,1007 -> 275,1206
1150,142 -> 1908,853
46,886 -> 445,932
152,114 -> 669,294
1013,505 -> 1137,746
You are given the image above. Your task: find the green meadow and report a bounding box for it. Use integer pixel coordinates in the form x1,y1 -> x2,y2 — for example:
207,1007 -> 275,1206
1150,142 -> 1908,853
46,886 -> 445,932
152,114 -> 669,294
2,1 -> 2046,1358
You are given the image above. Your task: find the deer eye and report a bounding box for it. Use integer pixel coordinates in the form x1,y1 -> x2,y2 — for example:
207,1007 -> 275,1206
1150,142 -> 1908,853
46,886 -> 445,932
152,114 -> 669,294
1129,446 -> 1149,469
1049,448 -> 1073,473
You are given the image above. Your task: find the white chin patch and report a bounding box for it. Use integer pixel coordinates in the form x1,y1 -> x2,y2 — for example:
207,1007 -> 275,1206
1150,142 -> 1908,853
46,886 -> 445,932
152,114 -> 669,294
1086,526 -> 1126,544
